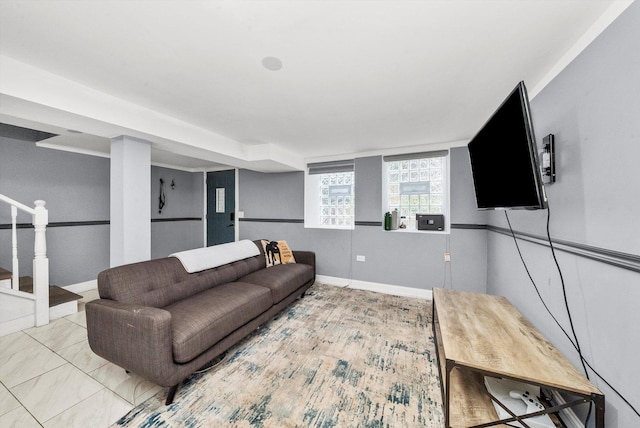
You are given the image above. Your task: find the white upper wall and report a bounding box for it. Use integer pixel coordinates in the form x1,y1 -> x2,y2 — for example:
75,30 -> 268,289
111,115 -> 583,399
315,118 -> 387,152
0,1 -> 633,171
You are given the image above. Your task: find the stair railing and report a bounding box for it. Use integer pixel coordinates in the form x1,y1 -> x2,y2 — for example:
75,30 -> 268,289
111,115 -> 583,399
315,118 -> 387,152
0,194 -> 49,326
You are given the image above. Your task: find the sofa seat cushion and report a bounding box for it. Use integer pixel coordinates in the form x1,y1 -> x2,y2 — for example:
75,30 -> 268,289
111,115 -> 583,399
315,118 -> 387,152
240,263 -> 314,303
165,282 -> 272,363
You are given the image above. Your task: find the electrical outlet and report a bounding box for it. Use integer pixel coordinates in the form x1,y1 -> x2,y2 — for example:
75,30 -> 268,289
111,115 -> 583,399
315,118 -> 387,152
356,255 -> 365,262
444,252 -> 451,262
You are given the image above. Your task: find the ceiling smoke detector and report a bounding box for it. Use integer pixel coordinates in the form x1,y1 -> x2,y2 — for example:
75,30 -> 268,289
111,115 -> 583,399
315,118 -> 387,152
261,56 -> 283,71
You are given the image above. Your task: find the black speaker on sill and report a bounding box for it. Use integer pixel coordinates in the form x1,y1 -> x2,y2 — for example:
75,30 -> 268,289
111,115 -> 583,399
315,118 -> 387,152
416,214 -> 444,231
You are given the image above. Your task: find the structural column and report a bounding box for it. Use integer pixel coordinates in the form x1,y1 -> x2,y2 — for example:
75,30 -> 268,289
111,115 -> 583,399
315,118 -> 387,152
110,136 -> 151,267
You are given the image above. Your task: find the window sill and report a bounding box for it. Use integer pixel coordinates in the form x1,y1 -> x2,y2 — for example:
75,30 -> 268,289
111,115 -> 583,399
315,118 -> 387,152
304,224 -> 355,231
384,228 -> 449,235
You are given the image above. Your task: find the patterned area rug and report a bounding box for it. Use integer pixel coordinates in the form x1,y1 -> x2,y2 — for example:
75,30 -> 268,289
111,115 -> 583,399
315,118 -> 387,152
115,283 -> 444,427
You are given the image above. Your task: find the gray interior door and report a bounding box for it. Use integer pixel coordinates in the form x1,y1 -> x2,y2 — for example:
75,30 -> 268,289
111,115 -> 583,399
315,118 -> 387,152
207,170 -> 235,246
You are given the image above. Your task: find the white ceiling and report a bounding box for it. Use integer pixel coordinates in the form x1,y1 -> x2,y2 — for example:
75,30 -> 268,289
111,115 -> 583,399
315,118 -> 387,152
0,0 -> 632,172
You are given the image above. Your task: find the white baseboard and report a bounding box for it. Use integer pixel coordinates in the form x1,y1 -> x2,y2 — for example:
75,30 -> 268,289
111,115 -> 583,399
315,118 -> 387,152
63,279 -> 97,293
50,301 -> 78,320
0,315 -> 35,337
316,275 -> 432,300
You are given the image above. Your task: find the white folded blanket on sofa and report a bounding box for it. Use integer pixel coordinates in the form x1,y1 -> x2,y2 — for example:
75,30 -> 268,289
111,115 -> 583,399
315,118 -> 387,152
170,240 -> 260,273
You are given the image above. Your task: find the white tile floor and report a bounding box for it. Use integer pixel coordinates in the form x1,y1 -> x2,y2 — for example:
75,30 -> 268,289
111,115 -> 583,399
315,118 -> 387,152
0,289 -> 162,428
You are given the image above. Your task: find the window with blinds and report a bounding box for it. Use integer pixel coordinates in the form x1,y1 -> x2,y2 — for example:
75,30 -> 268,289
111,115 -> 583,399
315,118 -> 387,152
305,160 -> 355,229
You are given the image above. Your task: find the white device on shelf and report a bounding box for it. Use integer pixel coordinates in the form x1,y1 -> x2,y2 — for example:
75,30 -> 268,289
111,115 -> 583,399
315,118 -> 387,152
484,376 -> 555,428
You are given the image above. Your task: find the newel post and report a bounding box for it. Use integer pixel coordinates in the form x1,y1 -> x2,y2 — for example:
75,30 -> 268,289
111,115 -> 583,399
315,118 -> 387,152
32,200 -> 49,326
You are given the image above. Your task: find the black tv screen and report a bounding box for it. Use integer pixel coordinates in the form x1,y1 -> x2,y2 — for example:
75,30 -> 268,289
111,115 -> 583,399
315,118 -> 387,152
467,81 -> 547,210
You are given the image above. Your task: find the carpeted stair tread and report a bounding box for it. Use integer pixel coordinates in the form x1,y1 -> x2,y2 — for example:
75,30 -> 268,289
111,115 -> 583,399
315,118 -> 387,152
17,276 -> 83,307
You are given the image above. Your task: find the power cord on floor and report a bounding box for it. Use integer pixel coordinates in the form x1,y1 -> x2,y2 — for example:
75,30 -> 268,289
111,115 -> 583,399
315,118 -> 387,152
505,209 -> 640,424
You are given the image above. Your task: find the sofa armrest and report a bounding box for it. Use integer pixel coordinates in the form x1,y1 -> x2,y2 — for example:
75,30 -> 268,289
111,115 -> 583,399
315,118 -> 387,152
85,299 -> 175,386
293,251 -> 316,275
293,250 -> 315,267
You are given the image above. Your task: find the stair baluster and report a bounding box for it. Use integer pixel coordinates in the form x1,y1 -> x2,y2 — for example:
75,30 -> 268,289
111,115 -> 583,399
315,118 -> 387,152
11,205 -> 19,290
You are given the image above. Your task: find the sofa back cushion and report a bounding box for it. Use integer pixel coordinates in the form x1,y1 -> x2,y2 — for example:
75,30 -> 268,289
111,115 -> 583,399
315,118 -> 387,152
98,257 -> 189,303
98,252 -> 266,308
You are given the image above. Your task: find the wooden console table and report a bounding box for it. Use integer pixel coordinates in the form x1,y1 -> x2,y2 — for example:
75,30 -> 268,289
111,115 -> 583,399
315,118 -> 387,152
432,288 -> 605,428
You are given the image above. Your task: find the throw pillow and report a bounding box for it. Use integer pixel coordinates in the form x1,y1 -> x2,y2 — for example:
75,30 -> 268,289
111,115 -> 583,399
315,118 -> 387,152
261,240 -> 296,267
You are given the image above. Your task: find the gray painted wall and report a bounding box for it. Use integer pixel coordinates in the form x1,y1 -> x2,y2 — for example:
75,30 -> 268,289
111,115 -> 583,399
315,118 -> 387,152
0,136 -> 111,285
0,137 -> 205,285
239,170 -> 304,219
486,3 -> 640,427
151,167 -> 204,259
239,147 -> 487,293
238,168 -> 353,278
354,156 -> 382,222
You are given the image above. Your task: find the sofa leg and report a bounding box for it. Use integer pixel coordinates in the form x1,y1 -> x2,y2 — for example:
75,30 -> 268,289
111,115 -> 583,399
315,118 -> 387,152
165,384 -> 179,405
301,291 -> 306,298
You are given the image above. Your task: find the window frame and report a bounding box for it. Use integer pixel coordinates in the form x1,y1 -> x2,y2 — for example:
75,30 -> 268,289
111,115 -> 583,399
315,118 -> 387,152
383,150 -> 450,233
304,160 -> 355,230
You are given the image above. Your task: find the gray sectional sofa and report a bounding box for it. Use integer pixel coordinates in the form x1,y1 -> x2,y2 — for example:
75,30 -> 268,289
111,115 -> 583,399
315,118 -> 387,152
86,240 -> 315,404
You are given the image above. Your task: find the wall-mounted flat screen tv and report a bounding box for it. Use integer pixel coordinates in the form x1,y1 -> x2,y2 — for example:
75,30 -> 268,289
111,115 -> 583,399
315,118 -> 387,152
467,81 -> 547,210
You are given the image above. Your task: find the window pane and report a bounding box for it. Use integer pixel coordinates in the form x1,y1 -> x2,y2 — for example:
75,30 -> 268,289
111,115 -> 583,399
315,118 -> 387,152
317,171 -> 355,228
386,154 -> 447,227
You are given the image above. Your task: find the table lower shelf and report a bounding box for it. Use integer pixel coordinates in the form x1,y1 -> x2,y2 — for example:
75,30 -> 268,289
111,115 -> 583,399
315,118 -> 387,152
443,366 -> 568,428
446,368 -> 511,428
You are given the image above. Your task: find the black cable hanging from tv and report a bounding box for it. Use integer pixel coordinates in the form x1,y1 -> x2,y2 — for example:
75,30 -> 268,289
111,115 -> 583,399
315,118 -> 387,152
505,210 -> 640,423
